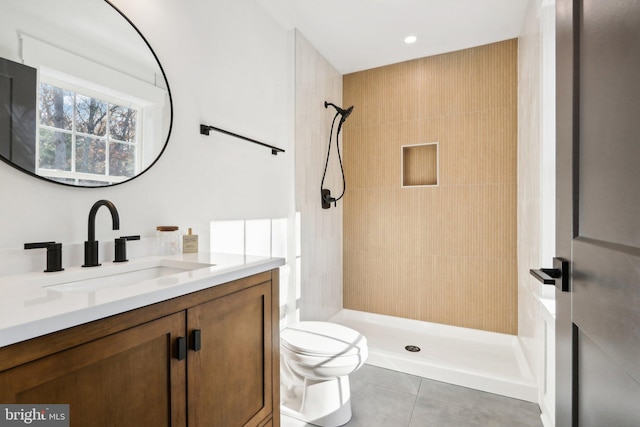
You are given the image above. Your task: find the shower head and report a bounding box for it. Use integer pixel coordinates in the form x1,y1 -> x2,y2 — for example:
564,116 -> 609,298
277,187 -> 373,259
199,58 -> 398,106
341,105 -> 354,121
324,101 -> 354,122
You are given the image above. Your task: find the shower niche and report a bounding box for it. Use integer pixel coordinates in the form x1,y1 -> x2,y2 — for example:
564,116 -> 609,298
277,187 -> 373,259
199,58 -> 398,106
401,142 -> 438,187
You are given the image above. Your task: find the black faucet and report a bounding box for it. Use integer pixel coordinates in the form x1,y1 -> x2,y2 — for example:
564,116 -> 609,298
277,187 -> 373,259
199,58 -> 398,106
83,200 -> 120,267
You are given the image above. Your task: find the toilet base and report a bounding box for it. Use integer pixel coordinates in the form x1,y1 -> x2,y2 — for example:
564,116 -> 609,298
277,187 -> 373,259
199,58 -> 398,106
281,375 -> 352,427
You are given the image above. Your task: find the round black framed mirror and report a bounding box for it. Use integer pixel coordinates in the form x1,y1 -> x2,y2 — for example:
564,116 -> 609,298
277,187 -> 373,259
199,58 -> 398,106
0,0 -> 172,187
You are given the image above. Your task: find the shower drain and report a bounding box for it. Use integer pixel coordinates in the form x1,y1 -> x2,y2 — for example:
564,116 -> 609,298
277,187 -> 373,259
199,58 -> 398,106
404,345 -> 421,352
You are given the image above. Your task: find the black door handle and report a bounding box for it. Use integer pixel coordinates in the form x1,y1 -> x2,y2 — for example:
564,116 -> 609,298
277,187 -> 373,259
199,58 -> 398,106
530,257 -> 569,292
530,268 -> 561,284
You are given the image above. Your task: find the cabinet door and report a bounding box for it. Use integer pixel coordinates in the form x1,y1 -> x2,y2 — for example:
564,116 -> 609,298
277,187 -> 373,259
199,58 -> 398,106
188,282 -> 272,427
0,313 -> 187,427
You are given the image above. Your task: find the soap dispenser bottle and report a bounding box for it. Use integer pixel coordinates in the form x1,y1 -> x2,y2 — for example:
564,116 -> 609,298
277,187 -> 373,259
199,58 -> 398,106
182,228 -> 198,253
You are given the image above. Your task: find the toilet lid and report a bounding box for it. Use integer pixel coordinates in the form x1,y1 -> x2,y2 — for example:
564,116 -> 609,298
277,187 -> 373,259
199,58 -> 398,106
281,321 -> 367,357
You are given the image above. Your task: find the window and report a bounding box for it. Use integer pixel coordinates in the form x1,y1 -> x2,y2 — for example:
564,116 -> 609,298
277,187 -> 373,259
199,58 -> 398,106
37,83 -> 140,186
20,34 -> 167,187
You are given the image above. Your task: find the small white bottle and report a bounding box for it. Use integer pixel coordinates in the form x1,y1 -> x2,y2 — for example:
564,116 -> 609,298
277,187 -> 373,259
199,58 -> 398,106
182,228 -> 199,253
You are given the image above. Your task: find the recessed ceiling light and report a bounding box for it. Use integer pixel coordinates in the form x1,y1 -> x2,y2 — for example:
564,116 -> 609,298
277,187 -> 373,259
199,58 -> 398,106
404,35 -> 417,44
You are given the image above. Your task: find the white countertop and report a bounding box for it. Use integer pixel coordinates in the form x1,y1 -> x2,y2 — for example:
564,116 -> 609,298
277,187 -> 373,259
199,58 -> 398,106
0,252 -> 285,347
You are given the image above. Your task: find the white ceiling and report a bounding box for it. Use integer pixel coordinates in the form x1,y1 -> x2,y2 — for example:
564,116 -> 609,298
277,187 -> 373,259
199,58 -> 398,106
257,0 -> 530,74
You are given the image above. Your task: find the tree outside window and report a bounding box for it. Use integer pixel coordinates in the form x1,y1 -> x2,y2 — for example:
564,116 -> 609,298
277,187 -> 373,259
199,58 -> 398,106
37,83 -> 139,186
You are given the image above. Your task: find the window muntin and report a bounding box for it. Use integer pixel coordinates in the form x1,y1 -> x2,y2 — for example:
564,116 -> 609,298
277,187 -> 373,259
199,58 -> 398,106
37,82 -> 140,186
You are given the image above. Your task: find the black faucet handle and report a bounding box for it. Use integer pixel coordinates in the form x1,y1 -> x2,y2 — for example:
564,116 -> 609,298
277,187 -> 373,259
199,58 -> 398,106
114,235 -> 141,263
24,241 -> 56,250
24,241 -> 64,273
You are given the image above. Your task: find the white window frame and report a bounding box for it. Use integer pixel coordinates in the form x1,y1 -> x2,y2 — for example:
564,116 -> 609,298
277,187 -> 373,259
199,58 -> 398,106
36,78 -> 143,185
20,34 -> 166,185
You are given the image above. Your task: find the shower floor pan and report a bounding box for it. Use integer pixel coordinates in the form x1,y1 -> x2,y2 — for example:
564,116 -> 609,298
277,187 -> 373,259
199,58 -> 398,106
330,309 -> 537,403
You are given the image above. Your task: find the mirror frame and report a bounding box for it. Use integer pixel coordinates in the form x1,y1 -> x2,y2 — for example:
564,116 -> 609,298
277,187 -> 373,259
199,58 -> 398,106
0,0 -> 173,188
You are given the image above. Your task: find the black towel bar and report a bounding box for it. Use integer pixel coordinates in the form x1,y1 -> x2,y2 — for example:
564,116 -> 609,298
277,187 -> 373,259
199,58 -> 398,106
200,124 -> 285,155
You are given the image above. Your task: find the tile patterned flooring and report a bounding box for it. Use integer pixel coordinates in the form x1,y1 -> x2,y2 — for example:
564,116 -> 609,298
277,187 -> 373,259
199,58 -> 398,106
281,364 -> 543,427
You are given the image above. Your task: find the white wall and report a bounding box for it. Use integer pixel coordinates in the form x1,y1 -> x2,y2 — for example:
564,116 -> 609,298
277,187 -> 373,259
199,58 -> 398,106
294,32 -> 343,321
518,0 -> 556,423
0,0 -> 293,275
1,1 -> 160,85
518,0 -> 542,375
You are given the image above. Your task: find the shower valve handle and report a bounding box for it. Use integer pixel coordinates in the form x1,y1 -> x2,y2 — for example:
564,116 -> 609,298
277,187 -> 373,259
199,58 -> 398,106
321,189 -> 336,209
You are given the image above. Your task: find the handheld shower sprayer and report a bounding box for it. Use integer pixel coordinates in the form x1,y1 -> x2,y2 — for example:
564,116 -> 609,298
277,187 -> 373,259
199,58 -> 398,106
321,101 -> 354,209
325,101 -> 354,121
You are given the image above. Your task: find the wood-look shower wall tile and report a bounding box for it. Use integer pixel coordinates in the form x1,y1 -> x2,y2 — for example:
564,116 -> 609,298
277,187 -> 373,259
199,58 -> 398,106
426,40 -> 517,117
477,184 -> 518,260
398,188 -> 437,256
343,60 -> 427,129
342,73 -> 366,129
343,39 -> 518,335
344,120 -> 430,190
343,250 -> 435,320
343,188 -> 401,253
434,109 -> 517,187
482,259 -> 518,332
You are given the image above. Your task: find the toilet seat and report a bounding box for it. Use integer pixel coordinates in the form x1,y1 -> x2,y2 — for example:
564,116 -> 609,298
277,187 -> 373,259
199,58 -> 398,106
281,346 -> 365,369
281,321 -> 367,357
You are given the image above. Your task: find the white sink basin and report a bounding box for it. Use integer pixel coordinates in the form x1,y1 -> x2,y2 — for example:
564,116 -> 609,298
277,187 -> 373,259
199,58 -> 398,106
48,266 -> 190,293
30,259 -> 215,293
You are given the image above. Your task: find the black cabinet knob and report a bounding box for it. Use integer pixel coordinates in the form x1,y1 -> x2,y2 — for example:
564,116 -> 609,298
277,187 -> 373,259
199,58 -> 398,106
191,329 -> 202,352
176,336 -> 187,361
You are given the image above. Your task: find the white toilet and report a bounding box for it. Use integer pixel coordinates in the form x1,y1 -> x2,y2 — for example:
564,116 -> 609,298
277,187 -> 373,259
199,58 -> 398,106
280,321 -> 368,427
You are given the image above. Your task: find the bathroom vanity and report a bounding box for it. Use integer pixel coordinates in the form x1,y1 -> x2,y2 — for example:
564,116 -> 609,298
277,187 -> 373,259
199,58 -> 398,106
0,253 -> 283,427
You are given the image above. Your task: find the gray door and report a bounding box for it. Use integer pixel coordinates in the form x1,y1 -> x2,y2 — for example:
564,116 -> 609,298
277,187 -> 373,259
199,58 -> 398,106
556,0 -> 640,426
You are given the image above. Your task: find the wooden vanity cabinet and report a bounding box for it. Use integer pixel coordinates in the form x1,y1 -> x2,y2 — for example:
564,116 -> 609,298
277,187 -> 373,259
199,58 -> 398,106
188,281 -> 274,426
0,269 -> 280,427
0,312 -> 186,426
